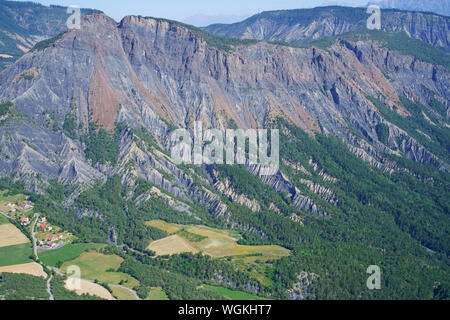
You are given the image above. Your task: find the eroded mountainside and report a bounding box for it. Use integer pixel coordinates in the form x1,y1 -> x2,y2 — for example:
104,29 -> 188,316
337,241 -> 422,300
0,0 -> 96,70
205,6 -> 450,49
369,0 -> 450,17
0,13 -> 448,185
0,11 -> 448,299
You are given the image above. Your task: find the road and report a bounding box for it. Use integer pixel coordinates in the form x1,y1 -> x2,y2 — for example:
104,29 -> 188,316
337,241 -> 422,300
0,211 -> 10,219
31,213 -> 40,259
38,243 -> 65,252
47,275 -> 54,300
31,213 -> 56,301
109,284 -> 140,300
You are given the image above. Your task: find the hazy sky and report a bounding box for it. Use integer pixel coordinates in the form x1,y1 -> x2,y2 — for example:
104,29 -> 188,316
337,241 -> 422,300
12,0 -> 369,24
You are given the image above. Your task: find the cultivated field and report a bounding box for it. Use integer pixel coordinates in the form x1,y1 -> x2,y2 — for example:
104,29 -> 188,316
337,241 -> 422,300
0,224 -> 30,248
0,262 -> 47,278
147,220 -> 183,234
146,220 -> 290,260
60,251 -> 139,289
65,279 -> 115,300
0,243 -> 32,267
147,235 -> 199,256
39,243 -> 104,267
146,287 -> 169,300
110,286 -> 138,300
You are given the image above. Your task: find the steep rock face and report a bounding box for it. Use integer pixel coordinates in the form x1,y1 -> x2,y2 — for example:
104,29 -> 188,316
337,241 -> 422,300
205,7 -> 450,49
246,164 -> 325,216
0,12 -> 448,215
286,271 -> 319,300
214,178 -> 261,212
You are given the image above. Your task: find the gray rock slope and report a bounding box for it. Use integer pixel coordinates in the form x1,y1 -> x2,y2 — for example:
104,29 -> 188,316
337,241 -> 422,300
0,12 -> 448,217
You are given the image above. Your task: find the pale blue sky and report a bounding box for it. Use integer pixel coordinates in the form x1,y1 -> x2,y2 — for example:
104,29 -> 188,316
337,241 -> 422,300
12,0 -> 369,25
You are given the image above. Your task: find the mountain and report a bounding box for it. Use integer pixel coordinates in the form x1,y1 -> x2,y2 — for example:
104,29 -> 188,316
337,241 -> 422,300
369,0 -> 450,17
0,10 -> 448,300
204,6 -> 450,49
0,0 -> 98,70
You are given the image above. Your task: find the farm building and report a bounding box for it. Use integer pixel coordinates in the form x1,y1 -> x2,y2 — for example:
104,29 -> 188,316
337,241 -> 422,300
19,216 -> 30,225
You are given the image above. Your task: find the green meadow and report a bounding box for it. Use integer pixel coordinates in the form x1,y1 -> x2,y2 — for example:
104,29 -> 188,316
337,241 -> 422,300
203,285 -> 266,300
39,243 -> 104,267
0,243 -> 32,267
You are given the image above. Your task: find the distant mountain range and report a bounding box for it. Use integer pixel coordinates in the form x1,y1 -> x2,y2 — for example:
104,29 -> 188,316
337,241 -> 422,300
204,6 -> 449,49
369,0 -> 449,17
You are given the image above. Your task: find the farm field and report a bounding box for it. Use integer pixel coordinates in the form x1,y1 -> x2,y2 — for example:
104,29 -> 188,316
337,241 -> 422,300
203,285 -> 266,300
60,251 -> 139,289
0,243 -> 32,267
146,220 -> 290,260
0,223 -> 30,248
110,285 -> 138,300
146,287 -> 169,300
146,220 -> 183,234
0,262 -> 47,278
39,243 -> 104,267
147,235 -> 199,256
65,279 -> 115,300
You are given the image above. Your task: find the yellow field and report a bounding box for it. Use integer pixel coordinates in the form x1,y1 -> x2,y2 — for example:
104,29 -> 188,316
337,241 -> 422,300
146,220 -> 182,234
60,251 -> 139,289
147,235 -> 199,256
65,279 -> 115,300
0,262 -> 47,278
146,221 -> 290,260
0,224 -> 30,248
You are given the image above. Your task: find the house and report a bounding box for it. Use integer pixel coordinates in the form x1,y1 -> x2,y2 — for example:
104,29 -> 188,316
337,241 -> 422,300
48,235 -> 56,242
19,216 -> 30,225
49,242 -> 57,248
57,233 -> 64,240
38,223 -> 47,232
40,217 -> 47,223
4,202 -> 14,207
19,203 -> 31,210
9,208 -> 16,213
